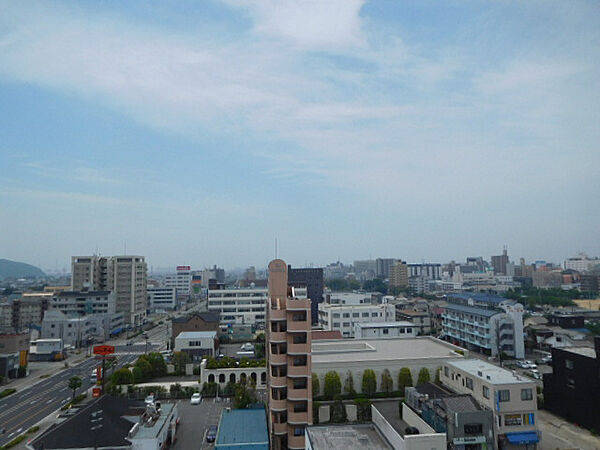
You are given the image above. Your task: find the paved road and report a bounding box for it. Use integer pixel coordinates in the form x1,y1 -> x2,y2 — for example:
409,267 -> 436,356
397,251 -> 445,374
0,346 -> 150,447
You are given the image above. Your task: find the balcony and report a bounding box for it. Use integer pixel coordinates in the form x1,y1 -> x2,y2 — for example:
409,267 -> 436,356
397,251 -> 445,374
286,298 -> 310,310
270,331 -> 287,343
287,433 -> 306,450
286,388 -> 309,400
270,309 -> 287,321
270,374 -> 287,388
287,342 -> 310,354
287,364 -> 310,377
270,397 -> 287,411
270,353 -> 287,365
272,422 -> 287,435
287,320 -> 309,332
287,410 -> 309,424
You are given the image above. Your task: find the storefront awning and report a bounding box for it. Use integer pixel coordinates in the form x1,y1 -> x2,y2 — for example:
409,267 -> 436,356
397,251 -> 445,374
110,327 -> 123,335
506,431 -> 539,444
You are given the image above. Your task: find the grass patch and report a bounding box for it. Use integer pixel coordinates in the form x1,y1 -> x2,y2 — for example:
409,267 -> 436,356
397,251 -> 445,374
0,433 -> 28,449
27,426 -> 40,433
0,388 -> 17,399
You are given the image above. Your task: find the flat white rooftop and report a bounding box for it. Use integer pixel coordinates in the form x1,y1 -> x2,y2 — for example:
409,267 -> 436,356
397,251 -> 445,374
312,337 -> 464,363
446,359 -> 533,385
355,321 -> 414,329
562,346 -> 596,358
176,331 -> 217,339
306,424 -> 392,450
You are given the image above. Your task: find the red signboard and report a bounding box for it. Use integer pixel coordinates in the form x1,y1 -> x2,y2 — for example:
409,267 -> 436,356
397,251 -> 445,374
92,387 -> 102,398
177,265 -> 191,271
93,345 -> 115,355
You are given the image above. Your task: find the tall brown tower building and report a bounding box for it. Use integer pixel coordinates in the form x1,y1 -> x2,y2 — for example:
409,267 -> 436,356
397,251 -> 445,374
267,259 -> 313,450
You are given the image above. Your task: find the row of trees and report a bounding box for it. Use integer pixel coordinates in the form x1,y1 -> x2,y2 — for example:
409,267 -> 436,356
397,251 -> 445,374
314,367 -> 432,400
111,352 -> 169,385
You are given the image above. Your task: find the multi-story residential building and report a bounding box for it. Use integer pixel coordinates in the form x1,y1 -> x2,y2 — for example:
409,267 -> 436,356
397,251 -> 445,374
395,309 -> 432,335
147,286 -> 177,311
353,321 -> 416,339
287,265 -> 324,325
375,258 -> 397,279
0,298 -> 44,333
543,338 -> 600,433
408,263 -> 442,280
207,287 -> 268,327
41,310 -> 124,347
442,293 -> 525,359
267,259 -> 312,450
318,301 -> 396,338
71,255 -> 147,326
440,359 -> 540,449
164,265 -> 192,296
389,260 -> 408,290
564,253 -> 600,273
48,290 -> 115,316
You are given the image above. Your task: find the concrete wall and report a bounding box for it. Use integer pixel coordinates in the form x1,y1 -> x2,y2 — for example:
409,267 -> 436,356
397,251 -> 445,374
372,404 -> 405,450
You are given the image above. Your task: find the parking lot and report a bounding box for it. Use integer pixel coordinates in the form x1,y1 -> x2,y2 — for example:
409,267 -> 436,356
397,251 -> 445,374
173,396 -> 231,450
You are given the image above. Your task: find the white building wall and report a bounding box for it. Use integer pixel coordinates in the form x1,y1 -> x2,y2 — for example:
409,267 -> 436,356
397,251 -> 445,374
208,288 -> 268,326
318,303 -> 396,338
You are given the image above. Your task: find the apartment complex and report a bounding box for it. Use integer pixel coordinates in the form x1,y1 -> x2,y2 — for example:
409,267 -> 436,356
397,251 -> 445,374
389,260 -> 408,290
71,255 -> 147,326
48,290 -> 115,316
442,293 -> 525,359
207,287 -> 268,326
317,301 -> 395,338
440,359 -> 539,449
0,298 -> 44,333
267,259 -> 312,450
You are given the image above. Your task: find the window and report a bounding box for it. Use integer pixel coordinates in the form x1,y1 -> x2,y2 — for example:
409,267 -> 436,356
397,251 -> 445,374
343,313 -> 350,318
371,312 -> 378,317
466,377 -> 473,390
333,322 -> 340,328
352,313 -> 359,318
444,366 -> 449,377
565,359 -> 574,369
293,402 -> 308,412
292,334 -> 307,344
464,424 -> 482,435
342,322 -> 350,327
293,378 -> 308,389
567,378 -> 575,389
498,390 -> 510,402
383,329 -> 389,335
332,313 -> 340,318
293,427 -> 304,436
293,355 -> 307,366
504,414 -> 522,426
362,312 -> 369,317
521,388 -> 533,401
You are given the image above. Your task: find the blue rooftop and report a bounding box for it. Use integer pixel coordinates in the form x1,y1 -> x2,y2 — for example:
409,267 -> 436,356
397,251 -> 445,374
445,303 -> 499,317
447,292 -> 507,305
216,408 -> 269,450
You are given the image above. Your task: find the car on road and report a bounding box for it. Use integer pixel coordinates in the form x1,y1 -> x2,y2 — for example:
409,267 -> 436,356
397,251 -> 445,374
525,360 -> 537,369
206,425 -> 218,442
190,393 -> 202,405
145,394 -> 155,406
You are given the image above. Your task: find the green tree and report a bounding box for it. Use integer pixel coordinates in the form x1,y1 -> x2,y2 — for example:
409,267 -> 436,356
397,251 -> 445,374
312,373 -> 320,397
397,368 -> 413,393
170,383 -> 182,396
234,382 -> 257,409
380,369 -> 393,394
327,278 -> 348,291
417,367 -> 430,386
134,359 -> 153,382
111,368 -> 134,385
144,353 -> 167,377
323,371 -> 342,400
132,366 -> 145,383
344,370 -> 356,396
330,396 -> 347,423
68,376 -> 82,401
361,369 -> 377,397
171,351 -> 190,374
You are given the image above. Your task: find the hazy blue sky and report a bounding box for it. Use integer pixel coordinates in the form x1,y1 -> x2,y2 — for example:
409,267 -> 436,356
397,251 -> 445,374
1,0 -> 599,272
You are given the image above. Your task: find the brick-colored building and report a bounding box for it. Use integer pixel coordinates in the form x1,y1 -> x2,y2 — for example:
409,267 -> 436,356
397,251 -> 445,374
171,312 -> 219,348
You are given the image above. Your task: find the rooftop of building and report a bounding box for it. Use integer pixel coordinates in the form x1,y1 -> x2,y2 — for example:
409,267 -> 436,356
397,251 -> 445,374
355,321 -> 415,328
373,400 -> 412,437
444,303 -> 499,317
312,330 -> 343,340
175,331 -> 217,339
215,407 -> 268,447
447,292 -> 507,304
171,311 -> 220,323
395,310 -> 429,317
53,290 -> 112,297
446,359 -> 534,385
306,424 -> 392,450
561,346 -> 597,358
311,337 -> 464,364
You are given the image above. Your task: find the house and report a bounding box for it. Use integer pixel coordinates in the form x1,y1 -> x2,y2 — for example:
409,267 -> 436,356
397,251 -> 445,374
171,311 -> 219,348
174,331 -> 218,360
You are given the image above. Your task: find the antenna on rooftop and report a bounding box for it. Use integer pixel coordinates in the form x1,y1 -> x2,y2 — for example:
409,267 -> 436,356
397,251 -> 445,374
275,238 -> 278,259
124,241 -> 127,255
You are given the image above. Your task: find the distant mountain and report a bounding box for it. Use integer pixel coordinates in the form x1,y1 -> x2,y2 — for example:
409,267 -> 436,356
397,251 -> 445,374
0,259 -> 46,279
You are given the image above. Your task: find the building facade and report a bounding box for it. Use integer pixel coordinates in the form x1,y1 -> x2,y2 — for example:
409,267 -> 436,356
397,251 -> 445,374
174,331 -> 218,360
164,265 -> 192,296
267,259 -> 313,450
353,321 -> 416,339
71,255 -> 147,326
389,260 -> 408,290
207,287 -> 268,327
317,302 -> 396,338
41,310 -> 124,347
147,287 -> 177,311
48,290 -> 115,316
287,266 -> 324,325
440,359 -> 539,449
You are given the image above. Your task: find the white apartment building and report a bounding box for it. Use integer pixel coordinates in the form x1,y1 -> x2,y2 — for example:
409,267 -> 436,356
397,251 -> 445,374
164,265 -> 192,296
48,290 -> 115,316
147,286 -> 177,310
207,287 -> 269,326
440,359 -> 540,449
317,302 -> 396,338
353,321 -> 416,339
71,255 -> 147,326
564,254 -> 600,273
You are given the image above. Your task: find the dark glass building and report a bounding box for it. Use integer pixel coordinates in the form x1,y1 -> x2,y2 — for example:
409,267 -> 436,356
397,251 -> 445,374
287,265 -> 324,324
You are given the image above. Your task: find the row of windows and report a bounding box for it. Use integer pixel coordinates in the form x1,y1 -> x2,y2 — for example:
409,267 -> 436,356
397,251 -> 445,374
443,366 -> 533,402
331,312 -> 381,318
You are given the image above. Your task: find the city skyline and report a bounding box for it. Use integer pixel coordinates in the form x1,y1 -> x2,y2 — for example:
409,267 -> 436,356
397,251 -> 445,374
1,1 -> 599,269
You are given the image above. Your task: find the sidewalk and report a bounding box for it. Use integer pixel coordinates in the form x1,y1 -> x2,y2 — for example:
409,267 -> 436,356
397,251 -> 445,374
3,356 -> 88,392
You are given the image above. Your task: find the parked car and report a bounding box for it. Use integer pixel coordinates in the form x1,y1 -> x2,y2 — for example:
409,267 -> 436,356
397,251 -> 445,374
190,393 -> 202,405
206,425 -> 218,442
525,360 -> 538,369
145,394 -> 155,406
240,342 -> 254,351
540,356 -> 552,364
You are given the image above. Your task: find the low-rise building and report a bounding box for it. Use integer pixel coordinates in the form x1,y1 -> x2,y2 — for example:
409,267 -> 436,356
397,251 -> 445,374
395,309 -> 432,335
41,310 -> 124,347
29,338 -> 65,361
543,338 -> 600,433
0,332 -> 29,378
174,331 -> 218,360
353,321 -> 416,339
312,337 -> 466,396
440,359 -> 539,449
215,407 -> 269,450
171,311 -> 219,349
199,358 -> 267,388
318,302 -> 395,338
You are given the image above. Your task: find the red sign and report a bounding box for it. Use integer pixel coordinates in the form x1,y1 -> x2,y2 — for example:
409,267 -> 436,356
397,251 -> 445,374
93,345 -> 115,355
177,265 -> 191,271
92,387 -> 102,398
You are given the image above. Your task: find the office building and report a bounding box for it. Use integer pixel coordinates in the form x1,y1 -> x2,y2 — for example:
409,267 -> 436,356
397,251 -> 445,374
287,265 -> 324,325
267,259 -> 312,450
389,260 -> 408,290
491,247 -> 509,275
440,359 -> 539,449
442,293 -> 525,359
199,265 -> 225,287
48,290 -> 115,316
543,338 -> 600,433
208,287 -> 268,326
164,265 -> 192,296
318,301 -> 395,338
147,286 -> 177,311
353,321 -> 416,339
71,255 -> 148,326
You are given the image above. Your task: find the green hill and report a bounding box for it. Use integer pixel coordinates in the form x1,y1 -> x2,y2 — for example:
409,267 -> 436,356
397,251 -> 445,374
0,259 -> 45,279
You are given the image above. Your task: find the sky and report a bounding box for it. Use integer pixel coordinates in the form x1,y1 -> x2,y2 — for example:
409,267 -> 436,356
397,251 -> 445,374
0,0 -> 599,272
